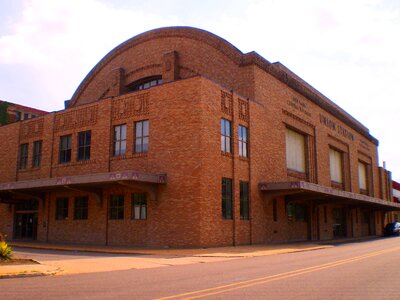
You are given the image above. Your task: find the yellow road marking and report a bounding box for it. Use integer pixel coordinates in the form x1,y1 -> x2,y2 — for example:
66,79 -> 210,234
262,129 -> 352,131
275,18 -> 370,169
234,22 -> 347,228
157,246 -> 400,300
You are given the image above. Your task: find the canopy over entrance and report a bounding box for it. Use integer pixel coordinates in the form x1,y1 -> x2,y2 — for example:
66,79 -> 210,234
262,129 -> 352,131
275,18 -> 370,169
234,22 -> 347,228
0,170 -> 167,204
259,181 -> 400,211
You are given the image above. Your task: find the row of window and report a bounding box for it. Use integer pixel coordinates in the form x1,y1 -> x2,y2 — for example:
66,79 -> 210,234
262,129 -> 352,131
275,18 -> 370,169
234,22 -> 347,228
221,178 -> 249,220
18,120 -> 149,168
285,127 -> 371,193
55,193 -> 147,221
221,119 -> 248,157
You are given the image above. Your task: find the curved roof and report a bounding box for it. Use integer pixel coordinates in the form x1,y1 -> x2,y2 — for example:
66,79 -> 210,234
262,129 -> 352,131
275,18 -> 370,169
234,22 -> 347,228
69,26 -> 377,144
71,26 -> 244,103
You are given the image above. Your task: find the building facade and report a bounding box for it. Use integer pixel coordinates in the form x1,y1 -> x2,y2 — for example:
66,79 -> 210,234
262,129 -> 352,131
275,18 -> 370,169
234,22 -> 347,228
0,100 -> 48,125
0,27 -> 399,247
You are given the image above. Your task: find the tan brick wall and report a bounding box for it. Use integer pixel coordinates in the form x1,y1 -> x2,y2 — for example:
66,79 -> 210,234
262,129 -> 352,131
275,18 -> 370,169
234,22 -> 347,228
0,28 -> 393,247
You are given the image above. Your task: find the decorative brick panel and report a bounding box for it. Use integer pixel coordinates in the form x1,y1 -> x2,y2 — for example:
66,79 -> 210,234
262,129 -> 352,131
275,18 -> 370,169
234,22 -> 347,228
238,98 -> 249,122
112,92 -> 149,121
20,118 -> 44,139
54,105 -> 98,132
221,91 -> 233,115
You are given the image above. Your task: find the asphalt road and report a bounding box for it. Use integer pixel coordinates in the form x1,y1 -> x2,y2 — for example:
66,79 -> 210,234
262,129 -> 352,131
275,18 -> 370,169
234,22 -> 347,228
1,237 -> 400,299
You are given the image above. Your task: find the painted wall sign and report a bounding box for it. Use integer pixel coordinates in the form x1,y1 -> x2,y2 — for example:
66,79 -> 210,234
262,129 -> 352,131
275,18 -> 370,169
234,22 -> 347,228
287,97 -> 311,117
319,113 -> 355,141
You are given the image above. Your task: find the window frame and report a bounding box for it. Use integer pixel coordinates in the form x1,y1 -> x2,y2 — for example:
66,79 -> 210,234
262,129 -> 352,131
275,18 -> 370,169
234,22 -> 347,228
109,195 -> 124,220
113,124 -> 127,157
238,125 -> 248,158
55,197 -> 69,220
32,140 -> 42,168
18,143 -> 29,169
358,160 -> 369,195
285,128 -> 307,174
221,119 -> 232,154
134,120 -> 149,154
273,199 -> 278,222
240,181 -> 249,220
59,134 -> 72,164
74,196 -> 88,220
127,76 -> 163,91
131,193 -> 147,220
329,147 -> 344,187
77,130 -> 91,161
222,178 -> 233,219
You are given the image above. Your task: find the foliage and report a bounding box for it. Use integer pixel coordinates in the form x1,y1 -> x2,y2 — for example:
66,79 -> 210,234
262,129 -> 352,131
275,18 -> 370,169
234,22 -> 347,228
0,241 -> 13,261
0,101 -> 10,125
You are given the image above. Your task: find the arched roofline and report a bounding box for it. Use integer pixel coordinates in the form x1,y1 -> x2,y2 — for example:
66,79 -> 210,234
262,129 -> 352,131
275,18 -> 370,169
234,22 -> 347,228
70,26 -> 246,104
69,26 -> 378,145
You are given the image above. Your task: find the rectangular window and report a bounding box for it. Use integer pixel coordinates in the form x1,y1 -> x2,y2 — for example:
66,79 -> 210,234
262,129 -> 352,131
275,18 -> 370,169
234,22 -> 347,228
285,128 -> 306,173
131,193 -> 147,220
222,178 -> 232,219
221,119 -> 231,153
18,143 -> 29,169
74,196 -> 88,220
109,195 -> 124,220
23,113 -> 29,120
16,111 -> 21,121
134,120 -> 149,153
288,203 -> 307,222
358,161 -> 368,194
329,148 -> 343,184
56,197 -> 68,220
273,199 -> 278,222
113,124 -> 127,156
32,140 -> 42,168
77,130 -> 91,161
59,135 -> 72,164
238,125 -> 248,157
355,208 -> 359,224
240,181 -> 249,220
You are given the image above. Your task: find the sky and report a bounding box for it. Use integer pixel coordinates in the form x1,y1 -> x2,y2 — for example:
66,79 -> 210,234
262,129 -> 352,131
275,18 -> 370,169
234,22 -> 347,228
0,0 -> 399,181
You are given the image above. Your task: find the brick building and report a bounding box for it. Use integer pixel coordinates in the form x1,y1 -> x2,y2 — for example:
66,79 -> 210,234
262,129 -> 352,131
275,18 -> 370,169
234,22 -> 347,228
0,100 -> 48,125
0,27 -> 399,247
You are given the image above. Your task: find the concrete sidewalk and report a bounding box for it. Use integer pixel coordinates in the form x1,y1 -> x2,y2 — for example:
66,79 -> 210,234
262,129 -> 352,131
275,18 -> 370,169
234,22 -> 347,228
0,237 -> 375,278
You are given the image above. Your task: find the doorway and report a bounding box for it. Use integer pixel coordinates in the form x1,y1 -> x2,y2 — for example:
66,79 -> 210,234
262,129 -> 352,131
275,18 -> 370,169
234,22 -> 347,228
13,201 -> 38,240
333,207 -> 346,238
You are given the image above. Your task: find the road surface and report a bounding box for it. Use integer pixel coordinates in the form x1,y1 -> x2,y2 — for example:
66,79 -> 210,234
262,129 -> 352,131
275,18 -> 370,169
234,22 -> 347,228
1,237 -> 399,299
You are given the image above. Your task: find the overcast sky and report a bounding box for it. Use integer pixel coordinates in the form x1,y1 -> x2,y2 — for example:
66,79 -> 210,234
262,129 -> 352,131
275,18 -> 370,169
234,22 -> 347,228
0,0 -> 399,181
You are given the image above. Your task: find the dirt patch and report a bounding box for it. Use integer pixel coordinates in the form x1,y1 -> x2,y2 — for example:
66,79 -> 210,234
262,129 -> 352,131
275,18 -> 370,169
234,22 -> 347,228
0,259 -> 39,265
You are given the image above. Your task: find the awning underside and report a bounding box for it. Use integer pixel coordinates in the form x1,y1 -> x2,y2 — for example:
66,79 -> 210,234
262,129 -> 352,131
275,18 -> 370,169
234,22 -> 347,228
0,170 -> 167,203
259,181 -> 400,211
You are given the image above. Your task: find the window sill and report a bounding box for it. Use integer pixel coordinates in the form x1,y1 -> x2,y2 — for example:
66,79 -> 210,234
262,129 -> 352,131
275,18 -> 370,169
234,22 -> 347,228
221,151 -> 233,158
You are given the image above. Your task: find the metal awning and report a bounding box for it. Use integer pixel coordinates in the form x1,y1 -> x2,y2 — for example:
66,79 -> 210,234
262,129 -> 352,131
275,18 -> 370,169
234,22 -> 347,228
259,181 -> 400,211
0,170 -> 167,204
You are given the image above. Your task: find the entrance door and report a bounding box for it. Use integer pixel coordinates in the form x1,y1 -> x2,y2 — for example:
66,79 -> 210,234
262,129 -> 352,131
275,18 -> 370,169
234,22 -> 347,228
333,208 -> 346,238
14,200 -> 39,240
14,213 -> 38,240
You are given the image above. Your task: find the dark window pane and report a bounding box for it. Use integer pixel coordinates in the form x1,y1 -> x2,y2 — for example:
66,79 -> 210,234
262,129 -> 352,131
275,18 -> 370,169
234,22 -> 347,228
131,193 -> 147,220
113,125 -> 127,156
109,195 -> 124,220
19,143 -> 29,169
240,181 -> 249,220
222,178 -> 232,219
134,120 -> 149,154
56,198 -> 69,220
59,135 -> 72,164
74,196 -> 88,220
221,119 -> 232,153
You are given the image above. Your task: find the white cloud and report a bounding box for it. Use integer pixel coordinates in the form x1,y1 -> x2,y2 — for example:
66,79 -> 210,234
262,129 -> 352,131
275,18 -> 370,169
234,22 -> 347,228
0,0 -> 180,109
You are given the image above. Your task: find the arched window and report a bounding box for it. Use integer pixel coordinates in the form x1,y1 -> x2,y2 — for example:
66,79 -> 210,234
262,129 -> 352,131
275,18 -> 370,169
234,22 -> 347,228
127,76 -> 162,92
